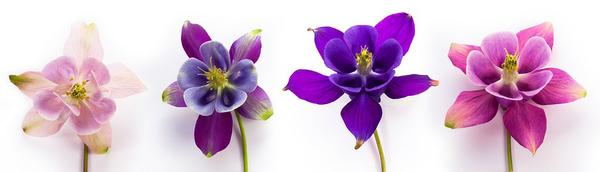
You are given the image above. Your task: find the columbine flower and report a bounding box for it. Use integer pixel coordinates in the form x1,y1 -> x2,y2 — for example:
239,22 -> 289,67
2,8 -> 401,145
162,21 -> 273,169
285,12 -> 437,171
445,22 -> 585,170
9,22 -> 145,169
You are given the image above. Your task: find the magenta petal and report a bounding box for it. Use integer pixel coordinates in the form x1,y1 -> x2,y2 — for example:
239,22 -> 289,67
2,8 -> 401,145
341,93 -> 382,149
481,32 -> 518,67
517,22 -> 554,49
532,68 -> 586,105
448,43 -> 481,73
230,29 -> 262,63
33,90 -> 65,120
22,108 -> 68,137
42,56 -> 77,84
84,98 -> 116,124
504,101 -> 546,154
194,111 -> 233,157
375,12 -> 415,54
312,26 -> 344,59
485,81 -> 523,101
385,74 -> 437,99
79,58 -> 110,85
517,70 -> 553,97
445,90 -> 498,128
236,86 -> 273,121
466,51 -> 501,86
286,69 -> 343,104
323,38 -> 357,73
162,81 -> 186,107
182,21 -> 212,59
517,37 -> 551,74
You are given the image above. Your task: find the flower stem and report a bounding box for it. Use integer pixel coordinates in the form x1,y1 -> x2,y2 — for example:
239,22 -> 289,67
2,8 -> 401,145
83,144 -> 89,172
374,129 -> 386,172
506,129 -> 513,172
235,112 -> 249,172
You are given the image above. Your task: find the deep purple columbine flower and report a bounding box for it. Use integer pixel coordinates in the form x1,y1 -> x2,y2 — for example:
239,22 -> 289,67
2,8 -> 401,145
162,21 -> 273,162
285,12 -> 437,160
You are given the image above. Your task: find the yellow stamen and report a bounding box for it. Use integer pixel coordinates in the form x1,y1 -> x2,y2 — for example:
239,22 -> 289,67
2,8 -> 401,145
355,46 -> 373,75
66,80 -> 89,100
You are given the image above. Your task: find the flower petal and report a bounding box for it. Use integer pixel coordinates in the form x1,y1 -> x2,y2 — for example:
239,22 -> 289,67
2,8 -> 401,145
466,50 -> 502,86
517,22 -> 553,49
33,90 -> 65,120
201,41 -> 231,70
323,38 -> 357,73
517,70 -> 553,97
375,12 -> 415,54
182,20 -> 212,59
517,37 -> 551,73
312,26 -> 344,58
236,86 -> 273,120
448,43 -> 481,73
385,74 -> 437,99
344,25 -> 378,54
183,85 -> 217,116
22,108 -> 68,137
162,81 -> 186,107
102,63 -> 146,99
504,101 -> 546,154
79,124 -> 112,154
444,90 -> 499,128
194,111 -> 233,157
214,87 -> 247,113
365,71 -> 395,97
177,58 -> 209,90
532,68 -> 586,105
485,81 -> 523,101
227,59 -> 257,92
83,98 -> 116,124
63,23 -> 103,62
372,39 -> 403,73
329,73 -> 363,93
341,93 -> 382,149
79,57 -> 110,85
285,69 -> 344,104
481,32 -> 518,67
9,72 -> 56,98
230,29 -> 262,62
70,103 -> 103,135
42,56 -> 77,84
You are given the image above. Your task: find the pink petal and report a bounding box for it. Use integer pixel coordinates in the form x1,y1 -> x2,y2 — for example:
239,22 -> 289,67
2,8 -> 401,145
79,58 -> 110,85
481,32 -> 518,67
516,70 -> 553,97
33,90 -> 66,120
21,108 -> 68,137
9,72 -> 56,98
517,22 -> 554,49
41,56 -> 77,85
532,68 -> 586,105
83,98 -> 116,124
448,43 -> 481,73
504,101 -> 546,154
79,124 -> 112,154
466,50 -> 502,86
63,22 -> 103,63
517,37 -> 551,74
485,81 -> 523,101
70,103 -> 103,135
103,63 -> 146,99
445,90 -> 499,128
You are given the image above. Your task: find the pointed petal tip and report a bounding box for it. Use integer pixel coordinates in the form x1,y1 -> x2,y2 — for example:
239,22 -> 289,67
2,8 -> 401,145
250,29 -> 262,36
206,152 -> 213,158
307,27 -> 315,32
354,140 -> 365,150
445,121 -> 456,129
259,108 -> 274,121
161,89 -> 170,103
8,74 -> 20,85
430,79 -> 440,86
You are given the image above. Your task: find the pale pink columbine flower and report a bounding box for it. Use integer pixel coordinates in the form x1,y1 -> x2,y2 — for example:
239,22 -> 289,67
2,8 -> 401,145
10,23 -> 145,154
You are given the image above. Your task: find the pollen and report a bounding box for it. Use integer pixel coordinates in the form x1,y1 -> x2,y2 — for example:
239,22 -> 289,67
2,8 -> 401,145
501,49 -> 519,82
67,80 -> 89,100
204,65 -> 228,90
355,46 -> 373,75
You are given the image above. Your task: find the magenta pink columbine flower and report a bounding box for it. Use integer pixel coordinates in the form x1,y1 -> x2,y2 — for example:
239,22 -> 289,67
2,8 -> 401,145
445,22 -> 586,170
9,22 -> 145,170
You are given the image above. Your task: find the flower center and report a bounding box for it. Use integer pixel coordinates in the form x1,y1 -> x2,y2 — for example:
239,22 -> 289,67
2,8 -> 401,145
204,65 -> 228,90
355,46 -> 373,75
501,49 -> 519,83
67,80 -> 88,100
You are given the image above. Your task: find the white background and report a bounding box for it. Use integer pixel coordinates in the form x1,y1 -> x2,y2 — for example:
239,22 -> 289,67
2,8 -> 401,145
0,0 -> 598,171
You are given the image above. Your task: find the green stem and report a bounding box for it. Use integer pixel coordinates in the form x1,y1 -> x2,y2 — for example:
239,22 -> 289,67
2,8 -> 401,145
235,112 -> 249,172
374,129 -> 386,172
83,144 -> 89,172
506,129 -> 513,172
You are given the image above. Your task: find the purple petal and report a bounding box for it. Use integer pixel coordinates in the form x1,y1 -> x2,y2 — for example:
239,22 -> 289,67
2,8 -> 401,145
162,81 -> 187,107
33,90 -> 65,120
485,81 -> 523,101
227,59 -> 257,92
516,70 -> 553,97
344,25 -> 378,54
517,37 -> 551,73
375,12 -> 415,54
70,103 -> 103,135
236,86 -> 273,120
323,38 -> 357,73
481,32 -> 518,67
466,50 -> 502,86
183,85 -> 217,116
448,43 -> 481,73
42,56 -> 77,85
365,71 -> 395,97
329,73 -> 363,93
312,27 -> 344,59
201,41 -> 231,70
230,29 -> 262,63
285,69 -> 343,104
182,21 -> 211,59
385,74 -> 437,99
22,108 -> 68,137
9,72 -> 56,98
504,101 -> 546,154
444,90 -> 499,128
214,87 -> 247,113
194,111 -> 233,157
517,22 -> 554,49
532,68 -> 586,105
177,58 -> 209,90
372,39 -> 403,73
341,93 -> 382,149
84,98 -> 116,124
79,58 -> 110,85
